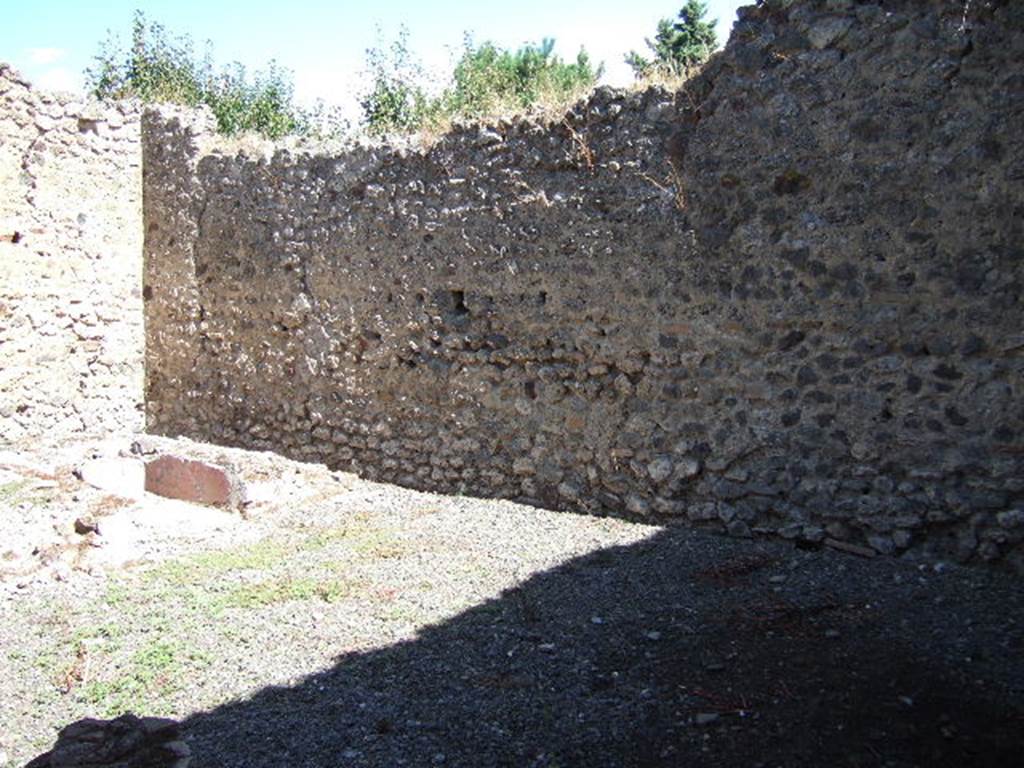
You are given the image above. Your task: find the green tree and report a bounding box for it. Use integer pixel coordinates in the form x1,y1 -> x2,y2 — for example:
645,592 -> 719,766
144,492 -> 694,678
445,37 -> 601,119
204,61 -> 304,138
359,27 -> 432,136
86,11 -> 329,139
360,32 -> 602,135
87,12 -> 206,105
626,1 -> 718,78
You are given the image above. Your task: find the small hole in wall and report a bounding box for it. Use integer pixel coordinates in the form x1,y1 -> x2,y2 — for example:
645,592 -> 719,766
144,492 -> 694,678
148,222 -> 160,233
524,381 -> 537,400
424,233 -> 434,243
416,293 -> 425,305
142,285 -> 153,301
10,231 -> 22,244
451,290 -> 469,315
537,291 -> 547,306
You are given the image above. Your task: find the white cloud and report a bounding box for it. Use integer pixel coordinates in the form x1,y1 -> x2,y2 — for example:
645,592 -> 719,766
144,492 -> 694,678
293,67 -> 362,118
28,47 -> 66,66
35,67 -> 80,93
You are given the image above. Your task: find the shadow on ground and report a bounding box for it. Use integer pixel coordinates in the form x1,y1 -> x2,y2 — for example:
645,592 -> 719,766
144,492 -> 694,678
181,525 -> 1024,767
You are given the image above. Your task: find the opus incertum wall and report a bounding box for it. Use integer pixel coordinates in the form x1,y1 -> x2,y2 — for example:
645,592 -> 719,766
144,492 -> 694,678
0,65 -> 144,445
146,0 -> 1023,567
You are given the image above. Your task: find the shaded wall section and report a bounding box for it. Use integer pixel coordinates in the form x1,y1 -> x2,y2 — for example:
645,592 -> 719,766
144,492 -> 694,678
143,0 -> 1024,566
0,65 -> 144,444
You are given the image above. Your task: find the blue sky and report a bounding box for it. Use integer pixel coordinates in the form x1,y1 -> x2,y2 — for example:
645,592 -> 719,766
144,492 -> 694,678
6,1 -> 745,115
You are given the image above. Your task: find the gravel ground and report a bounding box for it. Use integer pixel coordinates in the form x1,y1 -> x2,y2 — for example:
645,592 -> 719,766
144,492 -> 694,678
2,439 -> 1022,767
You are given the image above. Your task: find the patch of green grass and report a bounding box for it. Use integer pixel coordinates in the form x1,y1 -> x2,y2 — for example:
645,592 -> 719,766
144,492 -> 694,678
29,518 -> 402,719
302,527 -> 353,550
99,527 -> 376,621
82,639 -> 211,718
221,576 -> 354,608
378,604 -> 424,624
83,639 -> 179,716
31,647 -> 61,674
71,622 -> 124,645
0,478 -> 55,508
148,537 -> 294,586
103,581 -> 133,607
138,522 -> 377,591
350,530 -> 406,560
0,479 -> 31,500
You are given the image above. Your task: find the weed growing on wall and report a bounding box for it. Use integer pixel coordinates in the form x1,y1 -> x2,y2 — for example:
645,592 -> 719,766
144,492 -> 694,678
442,37 -> 602,121
360,31 -> 602,136
359,26 -> 434,137
86,11 -> 346,139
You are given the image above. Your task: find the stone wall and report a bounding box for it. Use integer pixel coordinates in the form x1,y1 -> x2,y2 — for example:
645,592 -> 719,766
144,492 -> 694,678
143,0 -> 1024,565
0,66 -> 144,445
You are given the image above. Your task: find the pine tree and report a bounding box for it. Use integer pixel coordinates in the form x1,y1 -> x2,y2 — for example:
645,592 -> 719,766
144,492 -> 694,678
626,1 -> 718,78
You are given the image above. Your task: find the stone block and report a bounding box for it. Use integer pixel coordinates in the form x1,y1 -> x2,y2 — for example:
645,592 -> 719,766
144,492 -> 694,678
144,455 -> 239,508
25,713 -> 190,768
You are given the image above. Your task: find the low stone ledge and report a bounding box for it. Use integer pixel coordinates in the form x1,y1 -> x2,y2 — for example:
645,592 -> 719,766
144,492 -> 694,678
25,713 -> 191,768
78,457 -> 145,499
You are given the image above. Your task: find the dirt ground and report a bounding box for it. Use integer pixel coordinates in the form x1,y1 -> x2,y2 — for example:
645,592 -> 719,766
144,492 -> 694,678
2,437 -> 1022,767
